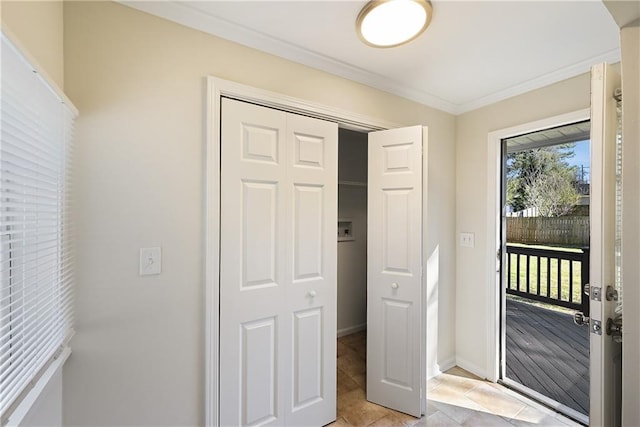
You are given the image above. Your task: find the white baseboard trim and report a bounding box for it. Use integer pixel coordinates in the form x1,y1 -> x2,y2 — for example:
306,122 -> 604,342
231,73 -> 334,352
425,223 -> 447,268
337,323 -> 366,338
427,357 -> 457,380
455,357 -> 487,380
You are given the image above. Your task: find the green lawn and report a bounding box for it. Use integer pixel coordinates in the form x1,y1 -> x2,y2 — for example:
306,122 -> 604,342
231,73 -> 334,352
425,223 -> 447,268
507,244 -> 584,304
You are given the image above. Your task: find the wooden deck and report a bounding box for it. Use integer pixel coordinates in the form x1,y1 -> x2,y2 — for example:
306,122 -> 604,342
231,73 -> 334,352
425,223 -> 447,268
505,297 -> 589,416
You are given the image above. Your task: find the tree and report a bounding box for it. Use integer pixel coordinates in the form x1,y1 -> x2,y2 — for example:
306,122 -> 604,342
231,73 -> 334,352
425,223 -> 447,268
524,168 -> 581,217
506,144 -> 580,217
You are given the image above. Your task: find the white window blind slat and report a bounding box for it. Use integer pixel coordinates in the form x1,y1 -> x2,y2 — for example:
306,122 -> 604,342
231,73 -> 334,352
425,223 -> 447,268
0,253 -> 73,288
2,148 -> 63,173
2,282 -> 58,316
0,313 -> 62,367
0,298 -> 68,363
0,280 -> 74,333
2,127 -> 62,160
1,108 -> 63,147
0,32 -> 76,420
0,252 -> 75,278
0,252 -> 61,275
2,272 -> 67,320
2,130 -> 64,157
0,288 -> 64,351
1,315 -> 66,382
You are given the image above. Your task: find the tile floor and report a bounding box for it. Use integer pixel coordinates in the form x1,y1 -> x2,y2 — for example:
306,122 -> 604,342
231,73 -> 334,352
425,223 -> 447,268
331,331 -> 583,427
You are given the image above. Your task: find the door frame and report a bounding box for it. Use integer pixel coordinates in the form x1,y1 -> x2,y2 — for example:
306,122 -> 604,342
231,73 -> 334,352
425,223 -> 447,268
485,108 -> 590,385
205,76 -> 426,426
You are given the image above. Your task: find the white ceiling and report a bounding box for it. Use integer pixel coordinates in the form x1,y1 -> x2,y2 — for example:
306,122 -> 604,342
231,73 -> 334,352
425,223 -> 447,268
121,0 -> 621,115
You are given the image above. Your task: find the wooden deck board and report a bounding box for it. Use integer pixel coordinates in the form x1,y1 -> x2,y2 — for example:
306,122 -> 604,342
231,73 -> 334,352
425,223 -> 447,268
505,298 -> 589,415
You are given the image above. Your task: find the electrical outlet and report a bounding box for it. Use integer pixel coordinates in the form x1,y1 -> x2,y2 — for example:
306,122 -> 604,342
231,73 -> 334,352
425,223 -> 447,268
139,247 -> 162,276
459,232 -> 475,248
338,219 -> 354,242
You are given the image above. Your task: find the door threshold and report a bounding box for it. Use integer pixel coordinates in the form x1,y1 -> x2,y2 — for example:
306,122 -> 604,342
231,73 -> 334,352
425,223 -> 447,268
499,377 -> 588,426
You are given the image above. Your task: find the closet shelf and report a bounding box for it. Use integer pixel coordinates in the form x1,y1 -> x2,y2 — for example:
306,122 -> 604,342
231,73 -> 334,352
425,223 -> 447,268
338,180 -> 367,187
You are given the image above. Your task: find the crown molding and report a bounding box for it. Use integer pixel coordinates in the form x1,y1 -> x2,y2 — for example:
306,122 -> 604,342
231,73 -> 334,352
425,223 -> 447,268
118,0 -> 459,114
119,1 -> 621,116
455,47 -> 621,115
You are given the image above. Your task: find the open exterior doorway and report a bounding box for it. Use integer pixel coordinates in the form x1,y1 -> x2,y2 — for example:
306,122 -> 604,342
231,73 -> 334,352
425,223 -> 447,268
487,64 -> 623,427
499,121 -> 591,424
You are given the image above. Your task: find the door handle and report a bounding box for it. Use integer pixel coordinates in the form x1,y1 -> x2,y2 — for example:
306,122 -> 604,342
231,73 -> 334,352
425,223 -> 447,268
391,282 -> 399,289
308,290 -> 317,298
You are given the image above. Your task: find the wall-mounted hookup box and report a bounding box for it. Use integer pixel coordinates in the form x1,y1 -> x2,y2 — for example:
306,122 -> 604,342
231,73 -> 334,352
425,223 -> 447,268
338,219 -> 354,242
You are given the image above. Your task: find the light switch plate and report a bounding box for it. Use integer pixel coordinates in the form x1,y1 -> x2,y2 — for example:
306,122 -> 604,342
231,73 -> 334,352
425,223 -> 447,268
140,247 -> 161,276
459,232 -> 475,248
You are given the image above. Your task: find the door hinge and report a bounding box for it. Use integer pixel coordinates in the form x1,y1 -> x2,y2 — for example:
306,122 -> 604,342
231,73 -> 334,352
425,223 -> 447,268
606,314 -> 623,343
614,88 -> 622,102
575,314 -> 605,336
573,312 -> 589,327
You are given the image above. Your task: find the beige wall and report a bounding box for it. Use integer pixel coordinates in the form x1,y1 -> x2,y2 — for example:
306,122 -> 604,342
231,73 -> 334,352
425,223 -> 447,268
62,1 -> 456,425
1,0 -> 64,88
621,25 -> 640,427
426,116 -> 457,377
455,73 -> 592,375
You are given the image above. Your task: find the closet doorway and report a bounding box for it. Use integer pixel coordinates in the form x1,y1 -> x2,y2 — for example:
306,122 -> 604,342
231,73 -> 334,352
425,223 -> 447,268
207,77 -> 428,426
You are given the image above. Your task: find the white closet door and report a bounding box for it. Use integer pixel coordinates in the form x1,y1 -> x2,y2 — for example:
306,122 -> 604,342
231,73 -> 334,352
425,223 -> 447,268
220,98 -> 337,427
367,126 -> 424,417
285,113 -> 337,426
220,98 -> 288,427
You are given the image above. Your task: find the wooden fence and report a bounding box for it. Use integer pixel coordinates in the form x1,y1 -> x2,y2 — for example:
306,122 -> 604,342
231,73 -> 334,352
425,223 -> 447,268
507,216 -> 589,247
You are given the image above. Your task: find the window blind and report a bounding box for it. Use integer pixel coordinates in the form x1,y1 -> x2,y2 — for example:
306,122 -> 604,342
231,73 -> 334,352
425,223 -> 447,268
0,33 -> 76,418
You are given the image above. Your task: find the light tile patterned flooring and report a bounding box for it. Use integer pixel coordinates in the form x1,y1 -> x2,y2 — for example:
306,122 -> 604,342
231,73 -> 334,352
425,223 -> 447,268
331,331 -> 583,427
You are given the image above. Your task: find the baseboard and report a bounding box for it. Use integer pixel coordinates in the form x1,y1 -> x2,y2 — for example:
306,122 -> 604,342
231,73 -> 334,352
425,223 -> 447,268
337,323 -> 366,338
455,357 -> 487,380
427,356 -> 456,380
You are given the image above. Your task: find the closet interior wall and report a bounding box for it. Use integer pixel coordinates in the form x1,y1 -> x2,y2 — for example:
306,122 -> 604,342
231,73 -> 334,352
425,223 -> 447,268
337,129 -> 368,336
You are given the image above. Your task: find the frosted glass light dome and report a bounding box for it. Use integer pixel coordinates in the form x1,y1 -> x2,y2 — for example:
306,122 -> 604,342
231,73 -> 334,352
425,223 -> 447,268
357,0 -> 433,48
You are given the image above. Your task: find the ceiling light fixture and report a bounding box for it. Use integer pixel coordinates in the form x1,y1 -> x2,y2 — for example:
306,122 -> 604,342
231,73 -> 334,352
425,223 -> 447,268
356,0 -> 433,48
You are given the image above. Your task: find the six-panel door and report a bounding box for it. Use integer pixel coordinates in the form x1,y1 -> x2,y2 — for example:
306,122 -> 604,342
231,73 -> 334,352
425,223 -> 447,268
220,98 -> 337,426
367,126 -> 424,417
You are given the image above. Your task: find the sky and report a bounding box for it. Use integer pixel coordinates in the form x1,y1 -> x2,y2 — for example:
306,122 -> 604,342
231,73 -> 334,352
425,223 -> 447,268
566,139 -> 590,168
565,139 -> 590,183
